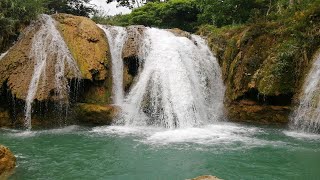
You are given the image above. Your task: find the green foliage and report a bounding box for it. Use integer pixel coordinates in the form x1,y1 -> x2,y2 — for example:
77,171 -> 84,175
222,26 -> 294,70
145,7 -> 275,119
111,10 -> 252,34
0,0 -> 96,53
197,0 -> 268,27
46,0 -> 96,17
0,0 -> 47,52
94,0 -> 200,32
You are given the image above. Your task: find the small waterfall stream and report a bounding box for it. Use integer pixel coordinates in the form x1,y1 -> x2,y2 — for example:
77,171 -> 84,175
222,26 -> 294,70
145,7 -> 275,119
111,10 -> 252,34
25,14 -> 81,130
103,27 -> 225,128
98,25 -> 127,105
291,53 -> 320,133
0,51 -> 8,60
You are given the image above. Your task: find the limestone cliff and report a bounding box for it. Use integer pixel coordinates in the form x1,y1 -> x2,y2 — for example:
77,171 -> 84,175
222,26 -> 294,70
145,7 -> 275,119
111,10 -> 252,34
0,14 -> 114,127
198,7 -> 320,124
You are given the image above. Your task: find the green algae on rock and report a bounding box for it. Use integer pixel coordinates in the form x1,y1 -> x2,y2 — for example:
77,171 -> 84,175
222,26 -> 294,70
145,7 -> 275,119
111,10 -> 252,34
73,103 -> 119,125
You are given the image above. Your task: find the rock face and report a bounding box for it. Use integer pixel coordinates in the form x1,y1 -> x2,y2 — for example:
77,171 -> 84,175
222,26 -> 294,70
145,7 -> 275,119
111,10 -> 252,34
227,100 -> 290,125
54,14 -> 112,104
0,19 -> 42,101
73,103 -> 119,125
0,14 -> 113,127
198,22 -> 318,124
122,25 -> 145,92
0,145 -> 16,177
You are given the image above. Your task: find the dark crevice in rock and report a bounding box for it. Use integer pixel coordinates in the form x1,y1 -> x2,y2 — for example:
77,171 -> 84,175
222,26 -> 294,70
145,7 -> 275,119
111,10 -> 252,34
238,88 -> 293,106
124,56 -> 140,77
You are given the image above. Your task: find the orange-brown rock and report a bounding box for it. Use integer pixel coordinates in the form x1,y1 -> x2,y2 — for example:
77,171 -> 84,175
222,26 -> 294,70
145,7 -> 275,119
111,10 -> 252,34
167,28 -> 191,39
54,14 -> 112,104
53,13 -> 111,81
0,145 -> 16,178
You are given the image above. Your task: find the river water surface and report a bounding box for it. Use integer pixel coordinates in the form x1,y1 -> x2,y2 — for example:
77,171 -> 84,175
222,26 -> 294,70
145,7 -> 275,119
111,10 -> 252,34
1,122 -> 320,179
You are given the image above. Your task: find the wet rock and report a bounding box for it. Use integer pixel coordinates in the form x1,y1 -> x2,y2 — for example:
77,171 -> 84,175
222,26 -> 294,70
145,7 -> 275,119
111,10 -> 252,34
226,101 -> 290,125
187,175 -> 222,180
0,108 -> 11,127
54,13 -> 112,104
167,28 -> 191,39
121,25 -> 145,92
73,103 -> 119,125
0,145 -> 16,177
0,19 -> 42,101
122,25 -> 145,60
53,13 -> 111,82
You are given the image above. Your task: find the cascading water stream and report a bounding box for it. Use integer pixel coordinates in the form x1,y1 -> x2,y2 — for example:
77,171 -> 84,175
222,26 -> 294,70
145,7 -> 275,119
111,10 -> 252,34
0,51 -> 8,60
98,25 -> 127,105
291,53 -> 320,133
25,14 -> 81,130
114,28 -> 225,128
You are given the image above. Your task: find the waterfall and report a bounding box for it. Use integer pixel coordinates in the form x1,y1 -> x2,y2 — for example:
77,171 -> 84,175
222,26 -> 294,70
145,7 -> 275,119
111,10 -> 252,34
98,25 -> 127,105
116,28 -> 225,128
291,53 -> 320,133
0,51 -> 8,60
25,14 -> 81,130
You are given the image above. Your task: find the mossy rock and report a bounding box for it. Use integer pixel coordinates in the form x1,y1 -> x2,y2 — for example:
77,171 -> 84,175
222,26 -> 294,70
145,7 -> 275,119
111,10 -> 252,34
226,101 -> 290,125
53,13 -> 111,81
73,103 -> 119,125
53,13 -> 113,104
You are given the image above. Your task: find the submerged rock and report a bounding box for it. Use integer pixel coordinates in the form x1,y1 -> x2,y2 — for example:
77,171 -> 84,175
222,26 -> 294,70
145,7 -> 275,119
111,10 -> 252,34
187,175 -> 222,180
0,145 -> 16,177
73,103 -> 119,125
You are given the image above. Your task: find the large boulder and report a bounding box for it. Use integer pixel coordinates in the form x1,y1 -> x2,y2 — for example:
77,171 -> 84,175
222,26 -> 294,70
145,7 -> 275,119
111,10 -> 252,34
0,145 -> 16,177
0,14 -> 113,127
54,14 -> 112,104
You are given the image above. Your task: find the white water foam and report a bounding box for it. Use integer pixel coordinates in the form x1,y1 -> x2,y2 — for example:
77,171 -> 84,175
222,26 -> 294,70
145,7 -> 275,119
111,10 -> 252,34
283,130 -> 320,140
6,125 -> 80,138
24,14 -> 81,130
117,28 -> 225,128
98,25 -> 127,105
91,123 -> 284,149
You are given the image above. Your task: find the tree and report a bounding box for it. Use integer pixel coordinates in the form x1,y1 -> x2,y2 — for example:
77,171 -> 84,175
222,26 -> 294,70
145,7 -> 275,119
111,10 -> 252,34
106,0 -> 164,9
197,0 -> 269,27
46,0 -> 96,17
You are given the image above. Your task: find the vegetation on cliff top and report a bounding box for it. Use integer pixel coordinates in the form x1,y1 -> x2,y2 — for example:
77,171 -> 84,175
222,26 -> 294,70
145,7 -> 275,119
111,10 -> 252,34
198,0 -> 320,102
0,0 -> 96,53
